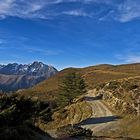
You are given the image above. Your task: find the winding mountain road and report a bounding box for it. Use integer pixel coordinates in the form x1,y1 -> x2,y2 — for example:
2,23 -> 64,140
79,90 -> 119,135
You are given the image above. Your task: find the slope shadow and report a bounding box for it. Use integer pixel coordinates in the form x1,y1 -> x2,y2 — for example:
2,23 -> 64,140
84,95 -> 102,101
79,116 -> 120,125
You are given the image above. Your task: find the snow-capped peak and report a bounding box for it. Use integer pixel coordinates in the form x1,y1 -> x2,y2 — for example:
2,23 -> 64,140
0,61 -> 58,76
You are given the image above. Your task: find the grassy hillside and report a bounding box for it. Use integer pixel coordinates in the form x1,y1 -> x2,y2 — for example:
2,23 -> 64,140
94,76 -> 140,139
2,63 -> 140,139
96,76 -> 140,116
19,63 -> 140,101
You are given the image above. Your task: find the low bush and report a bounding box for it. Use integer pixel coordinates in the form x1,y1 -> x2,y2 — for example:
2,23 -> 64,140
56,125 -> 92,138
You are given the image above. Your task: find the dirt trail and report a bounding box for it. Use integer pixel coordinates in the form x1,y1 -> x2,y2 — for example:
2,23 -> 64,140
79,90 -> 119,135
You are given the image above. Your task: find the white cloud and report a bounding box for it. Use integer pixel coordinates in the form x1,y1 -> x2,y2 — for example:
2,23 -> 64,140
116,0 -> 140,22
94,0 -> 140,22
0,0 -> 48,19
83,0 -> 113,4
126,55 -> 140,63
0,0 -> 140,22
0,0 -> 96,19
116,53 -> 140,63
63,10 -> 91,17
0,0 -> 14,18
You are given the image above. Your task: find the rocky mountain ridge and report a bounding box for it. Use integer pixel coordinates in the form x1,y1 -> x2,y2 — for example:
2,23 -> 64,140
0,61 -> 57,76
0,61 -> 58,92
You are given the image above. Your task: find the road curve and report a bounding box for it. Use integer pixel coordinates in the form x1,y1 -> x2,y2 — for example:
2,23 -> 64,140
79,90 -> 119,135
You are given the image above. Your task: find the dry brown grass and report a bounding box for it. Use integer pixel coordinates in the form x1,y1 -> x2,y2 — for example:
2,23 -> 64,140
118,115 -> 140,139
17,63 -> 140,139
19,63 -> 140,101
36,101 -> 92,130
98,115 -> 140,139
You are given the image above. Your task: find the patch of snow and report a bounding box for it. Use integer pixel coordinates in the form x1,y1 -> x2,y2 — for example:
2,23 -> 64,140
30,68 -> 37,72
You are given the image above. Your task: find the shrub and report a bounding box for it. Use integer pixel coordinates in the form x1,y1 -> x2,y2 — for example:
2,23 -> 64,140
122,82 -> 139,91
0,95 -> 52,127
57,125 -> 92,138
108,81 -> 119,89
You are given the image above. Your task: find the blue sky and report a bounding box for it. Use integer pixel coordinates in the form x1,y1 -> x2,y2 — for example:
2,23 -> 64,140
0,0 -> 140,70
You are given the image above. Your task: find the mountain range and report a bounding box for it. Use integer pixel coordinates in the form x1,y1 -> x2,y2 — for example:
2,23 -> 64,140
22,63 -> 140,100
0,61 -> 58,92
0,63 -> 140,139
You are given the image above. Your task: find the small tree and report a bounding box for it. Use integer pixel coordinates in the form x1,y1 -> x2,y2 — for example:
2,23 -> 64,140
58,72 -> 86,106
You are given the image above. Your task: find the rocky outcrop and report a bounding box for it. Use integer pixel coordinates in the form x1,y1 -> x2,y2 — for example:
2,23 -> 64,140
96,79 -> 140,116
38,101 -> 92,130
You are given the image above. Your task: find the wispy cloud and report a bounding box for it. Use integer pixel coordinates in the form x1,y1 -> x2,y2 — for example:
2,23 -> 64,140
0,0 -> 140,22
62,9 -> 91,17
116,0 -> 140,22
116,53 -> 140,63
126,55 -> 140,63
0,0 -> 48,19
0,0 -> 95,19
